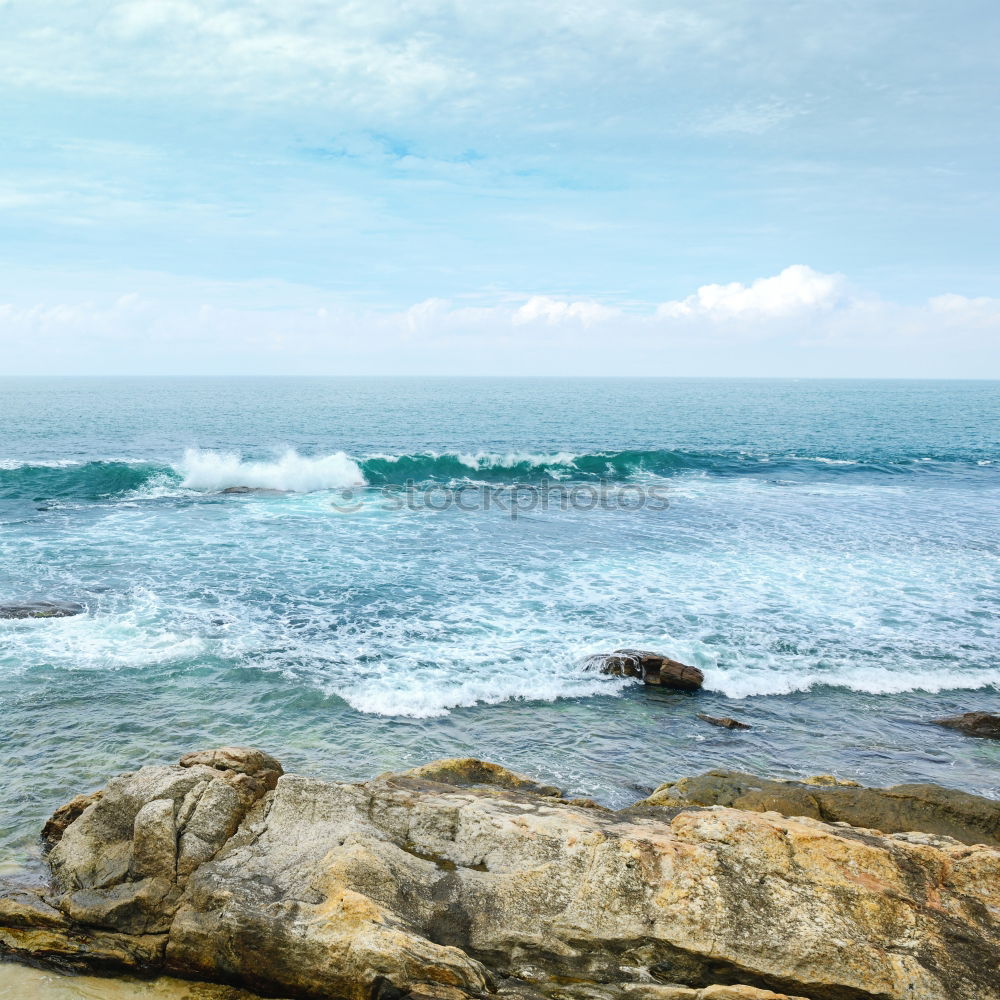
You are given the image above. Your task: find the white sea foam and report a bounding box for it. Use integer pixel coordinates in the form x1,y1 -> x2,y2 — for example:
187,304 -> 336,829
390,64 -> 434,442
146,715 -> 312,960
454,451 -> 581,469
0,589 -> 207,671
701,664 -> 1000,699
791,455 -> 859,466
365,450 -> 582,469
0,458 -> 84,470
176,448 -> 366,493
333,662 -> 628,718
0,457 -> 158,470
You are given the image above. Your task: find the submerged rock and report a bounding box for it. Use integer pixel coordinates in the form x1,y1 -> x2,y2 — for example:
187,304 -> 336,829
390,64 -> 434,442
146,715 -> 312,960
932,711 -> 1000,740
219,486 -> 286,495
586,649 -> 704,691
640,768 -> 1000,845
1,750 -> 998,1000
0,600 -> 85,619
696,714 -> 751,731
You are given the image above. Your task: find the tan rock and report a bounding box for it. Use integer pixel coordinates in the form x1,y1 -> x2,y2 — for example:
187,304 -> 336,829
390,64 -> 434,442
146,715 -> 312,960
131,799 -> 178,880
394,757 -> 562,797
1,751 -> 997,1000
41,789 -> 103,847
700,989 -> 809,1000
640,768 -> 1000,845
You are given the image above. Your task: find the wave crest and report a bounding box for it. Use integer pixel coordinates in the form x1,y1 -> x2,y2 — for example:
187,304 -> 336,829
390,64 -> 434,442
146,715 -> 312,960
0,447 -> 995,500
176,449 -> 365,493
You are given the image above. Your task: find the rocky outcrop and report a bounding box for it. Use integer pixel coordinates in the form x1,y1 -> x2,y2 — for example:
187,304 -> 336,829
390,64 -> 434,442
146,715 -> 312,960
640,769 -> 1000,846
2,750 -> 999,1000
585,650 -> 704,691
696,714 -> 751,731
0,600 -> 85,619
932,711 -> 1000,740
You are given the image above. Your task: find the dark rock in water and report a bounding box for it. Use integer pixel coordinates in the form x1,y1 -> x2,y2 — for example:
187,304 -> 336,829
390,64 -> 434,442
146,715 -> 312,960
0,600 -> 85,619
640,768 -> 1000,846
932,711 -> 1000,740
585,649 -> 704,691
220,486 -> 286,495
1,748 -> 998,1000
697,713 -> 751,730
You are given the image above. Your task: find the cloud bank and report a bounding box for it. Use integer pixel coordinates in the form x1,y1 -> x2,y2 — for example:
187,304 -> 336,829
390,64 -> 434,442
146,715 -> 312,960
1,266 -> 997,376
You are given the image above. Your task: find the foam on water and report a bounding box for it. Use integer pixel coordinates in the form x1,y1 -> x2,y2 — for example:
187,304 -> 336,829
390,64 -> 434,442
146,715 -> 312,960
3,379 -> 1000,869
176,448 -> 365,492
0,589 -> 208,672
702,664 -> 1000,699
2,469 -> 997,717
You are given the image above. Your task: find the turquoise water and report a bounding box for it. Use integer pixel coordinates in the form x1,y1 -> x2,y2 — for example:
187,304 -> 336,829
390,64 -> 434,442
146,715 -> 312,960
2,377 -> 999,871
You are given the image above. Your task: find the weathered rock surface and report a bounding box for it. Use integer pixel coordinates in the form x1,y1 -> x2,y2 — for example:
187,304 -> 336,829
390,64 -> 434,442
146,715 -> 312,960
585,650 -> 704,691
641,769 -> 1000,846
2,750 -> 998,1000
41,789 -> 104,847
696,714 -> 751,731
0,600 -> 85,619
932,711 -> 1000,740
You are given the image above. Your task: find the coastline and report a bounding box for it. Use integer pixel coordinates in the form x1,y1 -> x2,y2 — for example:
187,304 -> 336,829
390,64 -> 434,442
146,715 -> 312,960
2,747 -> 998,1000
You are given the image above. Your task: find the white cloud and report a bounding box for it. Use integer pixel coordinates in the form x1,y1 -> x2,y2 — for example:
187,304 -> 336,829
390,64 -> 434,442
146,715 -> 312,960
656,265 -> 847,320
0,266 -> 997,376
0,0 -> 894,132
928,293 -> 1000,315
513,295 -> 619,326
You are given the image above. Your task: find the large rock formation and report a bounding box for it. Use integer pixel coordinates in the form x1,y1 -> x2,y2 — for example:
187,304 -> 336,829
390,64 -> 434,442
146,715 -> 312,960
1,749 -> 998,1000
640,769 -> 1000,847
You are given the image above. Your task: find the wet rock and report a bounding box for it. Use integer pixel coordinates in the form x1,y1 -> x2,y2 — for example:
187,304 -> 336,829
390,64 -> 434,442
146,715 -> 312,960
696,714 -> 751,731
623,990 -> 809,1000
1,750 -> 998,1000
800,774 -> 859,787
0,962 -> 290,1000
639,768 -> 1000,845
393,757 -> 562,797
41,790 -> 103,848
0,600 -> 85,619
219,486 -> 286,495
932,711 -> 1000,740
586,650 -> 704,691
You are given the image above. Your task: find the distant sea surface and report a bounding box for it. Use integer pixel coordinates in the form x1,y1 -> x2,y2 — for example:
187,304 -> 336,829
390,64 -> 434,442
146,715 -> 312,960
2,377 -> 999,870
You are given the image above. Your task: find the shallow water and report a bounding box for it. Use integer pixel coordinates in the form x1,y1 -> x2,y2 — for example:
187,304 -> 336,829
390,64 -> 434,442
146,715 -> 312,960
2,377 -> 999,871
0,962 -> 278,999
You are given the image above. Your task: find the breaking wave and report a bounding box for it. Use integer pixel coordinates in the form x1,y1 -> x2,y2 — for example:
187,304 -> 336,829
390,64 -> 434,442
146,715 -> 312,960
0,447 -> 995,499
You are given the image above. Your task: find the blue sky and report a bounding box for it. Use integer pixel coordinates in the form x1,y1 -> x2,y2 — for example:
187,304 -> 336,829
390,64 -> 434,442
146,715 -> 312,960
1,0 -> 998,375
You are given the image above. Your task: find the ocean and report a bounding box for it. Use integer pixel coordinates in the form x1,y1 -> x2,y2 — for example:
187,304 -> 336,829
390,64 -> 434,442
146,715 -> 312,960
2,377 -> 999,875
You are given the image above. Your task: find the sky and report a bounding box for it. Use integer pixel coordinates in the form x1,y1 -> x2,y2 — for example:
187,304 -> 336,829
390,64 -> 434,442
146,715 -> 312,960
0,0 -> 998,376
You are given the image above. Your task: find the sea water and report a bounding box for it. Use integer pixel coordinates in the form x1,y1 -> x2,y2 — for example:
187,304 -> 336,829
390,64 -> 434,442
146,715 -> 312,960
1,377 -> 999,872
